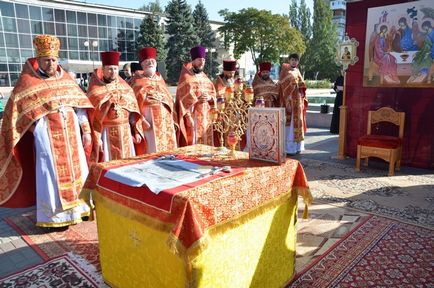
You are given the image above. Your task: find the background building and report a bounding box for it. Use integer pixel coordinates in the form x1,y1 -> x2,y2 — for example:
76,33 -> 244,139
330,0 -> 346,40
0,0 -> 229,87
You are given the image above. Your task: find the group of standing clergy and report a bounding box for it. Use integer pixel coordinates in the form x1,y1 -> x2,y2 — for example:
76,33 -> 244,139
0,34 -> 307,229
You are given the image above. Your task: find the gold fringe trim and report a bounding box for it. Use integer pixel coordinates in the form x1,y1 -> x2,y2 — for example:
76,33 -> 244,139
36,211 -> 90,228
169,190 -> 298,261
93,191 -> 174,233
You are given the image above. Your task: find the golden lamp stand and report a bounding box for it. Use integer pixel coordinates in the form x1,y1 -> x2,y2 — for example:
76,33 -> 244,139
212,80 -> 254,157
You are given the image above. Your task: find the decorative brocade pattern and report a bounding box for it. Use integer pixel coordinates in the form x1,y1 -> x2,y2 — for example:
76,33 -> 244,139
82,144 -> 311,256
0,57 -> 93,205
176,64 -> 216,146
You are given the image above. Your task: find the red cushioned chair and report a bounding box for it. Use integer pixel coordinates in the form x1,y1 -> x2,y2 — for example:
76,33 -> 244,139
356,107 -> 405,176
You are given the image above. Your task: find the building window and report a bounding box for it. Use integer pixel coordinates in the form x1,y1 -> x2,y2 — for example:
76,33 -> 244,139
0,72 -> 10,86
31,21 -> 43,34
107,16 -> 115,27
78,25 -> 88,37
42,8 -> 54,22
67,24 -> 78,37
4,33 -> 18,48
98,14 -> 106,26
15,4 -> 29,19
80,51 -> 89,61
88,13 -> 97,25
0,64 -> 7,71
117,16 -> 125,28
68,37 -> 78,50
88,26 -> 97,38
69,50 -> 79,60
98,27 -> 107,38
18,34 -> 32,48
56,23 -> 66,35
17,19 -> 31,34
77,12 -> 87,25
3,17 -> 17,33
20,49 -> 33,61
0,48 -> 6,61
8,63 -> 22,72
0,34 -> 4,47
43,22 -> 55,35
134,19 -> 141,30
29,6 -> 42,20
58,36 -> 67,50
7,49 -> 20,62
10,73 -> 19,86
55,9 -> 66,23
66,11 -> 77,24
0,1 -> 15,17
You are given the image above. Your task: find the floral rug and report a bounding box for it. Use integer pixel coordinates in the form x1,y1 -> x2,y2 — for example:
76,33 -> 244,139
0,252 -> 106,287
5,211 -> 100,270
287,215 -> 434,287
299,158 -> 434,227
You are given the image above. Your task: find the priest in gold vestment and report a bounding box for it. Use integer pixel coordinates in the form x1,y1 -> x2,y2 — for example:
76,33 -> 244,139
87,51 -> 143,162
278,53 -> 308,155
176,46 -> 217,147
0,35 -> 93,228
130,47 -> 177,154
252,62 -> 278,107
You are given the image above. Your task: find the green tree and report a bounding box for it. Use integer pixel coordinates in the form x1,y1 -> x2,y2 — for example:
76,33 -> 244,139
193,1 -> 219,78
299,0 -> 312,41
289,0 -> 312,41
165,0 -> 199,84
219,8 -> 305,68
301,0 -> 338,80
135,14 -> 166,62
139,0 -> 163,13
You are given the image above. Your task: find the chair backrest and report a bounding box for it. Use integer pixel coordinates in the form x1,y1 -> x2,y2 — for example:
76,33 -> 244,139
367,107 -> 405,139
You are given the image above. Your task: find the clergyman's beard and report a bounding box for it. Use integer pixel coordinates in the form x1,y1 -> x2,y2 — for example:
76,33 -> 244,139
192,66 -> 203,74
261,75 -> 270,80
103,76 -> 116,83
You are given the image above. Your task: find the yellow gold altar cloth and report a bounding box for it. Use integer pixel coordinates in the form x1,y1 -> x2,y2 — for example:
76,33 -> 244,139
83,145 -> 312,287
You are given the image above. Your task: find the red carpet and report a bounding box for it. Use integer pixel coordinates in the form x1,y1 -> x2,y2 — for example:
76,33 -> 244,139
287,215 -> 434,287
0,253 -> 104,287
5,211 -> 100,270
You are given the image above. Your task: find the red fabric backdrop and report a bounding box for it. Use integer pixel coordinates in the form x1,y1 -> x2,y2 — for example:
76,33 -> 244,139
345,0 -> 434,169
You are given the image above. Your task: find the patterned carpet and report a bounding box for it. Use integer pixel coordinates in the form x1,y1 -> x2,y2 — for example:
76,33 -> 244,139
299,158 -> 434,227
288,215 -> 434,287
5,211 -> 100,270
0,253 -> 106,287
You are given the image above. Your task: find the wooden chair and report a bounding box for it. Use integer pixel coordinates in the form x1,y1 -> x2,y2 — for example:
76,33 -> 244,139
356,107 -> 405,176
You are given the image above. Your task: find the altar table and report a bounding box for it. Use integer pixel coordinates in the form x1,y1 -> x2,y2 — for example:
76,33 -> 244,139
81,145 -> 312,288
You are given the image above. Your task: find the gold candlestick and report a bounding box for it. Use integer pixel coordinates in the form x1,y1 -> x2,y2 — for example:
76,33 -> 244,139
213,82 -> 253,156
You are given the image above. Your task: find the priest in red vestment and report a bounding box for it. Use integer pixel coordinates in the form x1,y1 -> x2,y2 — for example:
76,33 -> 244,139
176,46 -> 217,147
278,53 -> 308,155
130,47 -> 177,154
87,51 -> 143,162
214,60 -> 237,98
252,62 -> 278,107
0,35 -> 93,228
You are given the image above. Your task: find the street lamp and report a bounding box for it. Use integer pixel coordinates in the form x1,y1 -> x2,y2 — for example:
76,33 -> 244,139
206,48 -> 216,79
83,40 -> 98,70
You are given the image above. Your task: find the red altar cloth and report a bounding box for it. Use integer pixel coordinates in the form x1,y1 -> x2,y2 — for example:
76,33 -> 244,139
82,145 -> 311,256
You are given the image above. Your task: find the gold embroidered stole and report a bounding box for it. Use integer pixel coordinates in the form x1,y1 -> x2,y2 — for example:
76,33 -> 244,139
131,74 -> 177,152
176,63 -> 216,146
252,74 -> 279,107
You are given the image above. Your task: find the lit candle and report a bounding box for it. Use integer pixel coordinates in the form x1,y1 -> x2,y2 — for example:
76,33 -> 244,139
225,86 -> 234,103
216,96 -> 225,111
244,86 -> 254,104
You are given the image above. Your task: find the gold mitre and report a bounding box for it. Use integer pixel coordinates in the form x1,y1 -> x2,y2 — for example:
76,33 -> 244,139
33,34 -> 60,58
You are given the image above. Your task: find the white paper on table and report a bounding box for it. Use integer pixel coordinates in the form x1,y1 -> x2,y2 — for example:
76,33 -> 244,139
103,159 -> 215,194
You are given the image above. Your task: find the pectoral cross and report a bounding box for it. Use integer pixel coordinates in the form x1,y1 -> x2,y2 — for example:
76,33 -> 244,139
58,104 -> 67,120
113,103 -> 121,118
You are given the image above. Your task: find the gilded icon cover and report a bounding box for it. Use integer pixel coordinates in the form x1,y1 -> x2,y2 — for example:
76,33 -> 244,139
248,107 -> 286,163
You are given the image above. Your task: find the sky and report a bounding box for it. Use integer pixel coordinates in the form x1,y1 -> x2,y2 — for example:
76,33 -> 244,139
79,0 -> 314,22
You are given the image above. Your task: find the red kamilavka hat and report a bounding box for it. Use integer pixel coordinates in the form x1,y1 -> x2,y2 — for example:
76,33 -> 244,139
139,47 -> 157,62
223,60 -> 237,71
100,51 -> 121,66
259,62 -> 272,72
